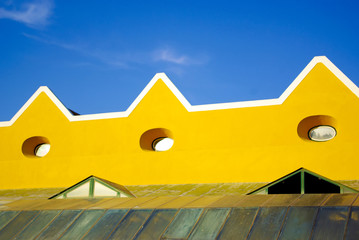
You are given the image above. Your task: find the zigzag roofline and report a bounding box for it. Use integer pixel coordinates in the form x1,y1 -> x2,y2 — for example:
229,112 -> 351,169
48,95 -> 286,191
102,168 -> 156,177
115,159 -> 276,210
0,56 -> 357,127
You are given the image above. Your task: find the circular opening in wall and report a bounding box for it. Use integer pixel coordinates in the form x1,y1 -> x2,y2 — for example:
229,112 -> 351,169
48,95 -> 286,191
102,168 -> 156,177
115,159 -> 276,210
140,128 -> 174,151
308,125 -> 336,142
297,115 -> 337,142
152,137 -> 174,151
22,136 -> 50,157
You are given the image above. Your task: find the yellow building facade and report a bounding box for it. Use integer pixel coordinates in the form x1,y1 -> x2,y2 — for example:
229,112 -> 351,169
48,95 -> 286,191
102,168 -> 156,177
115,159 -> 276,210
0,56 -> 358,189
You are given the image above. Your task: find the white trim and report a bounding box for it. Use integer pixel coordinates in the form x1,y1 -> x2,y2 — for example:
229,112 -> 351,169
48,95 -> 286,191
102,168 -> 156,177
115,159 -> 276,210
0,56 -> 357,127
0,86 -> 74,127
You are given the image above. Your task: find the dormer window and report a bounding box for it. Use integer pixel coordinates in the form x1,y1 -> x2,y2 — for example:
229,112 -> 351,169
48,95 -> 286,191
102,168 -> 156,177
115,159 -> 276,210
49,176 -> 135,199
248,168 -> 357,195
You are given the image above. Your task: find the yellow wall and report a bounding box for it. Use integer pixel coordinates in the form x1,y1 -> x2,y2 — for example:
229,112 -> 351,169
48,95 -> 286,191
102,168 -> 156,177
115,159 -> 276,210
0,57 -> 359,189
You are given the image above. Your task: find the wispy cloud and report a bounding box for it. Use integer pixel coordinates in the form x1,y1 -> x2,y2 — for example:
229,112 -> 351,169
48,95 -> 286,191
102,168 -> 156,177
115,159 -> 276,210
23,33 -> 208,69
23,33 -> 79,50
0,0 -> 53,28
154,48 -> 189,64
153,47 -> 209,66
23,33 -> 129,68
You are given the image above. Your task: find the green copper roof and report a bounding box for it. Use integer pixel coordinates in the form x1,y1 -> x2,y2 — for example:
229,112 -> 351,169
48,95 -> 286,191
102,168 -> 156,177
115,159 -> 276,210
0,194 -> 358,239
1,180 -> 359,201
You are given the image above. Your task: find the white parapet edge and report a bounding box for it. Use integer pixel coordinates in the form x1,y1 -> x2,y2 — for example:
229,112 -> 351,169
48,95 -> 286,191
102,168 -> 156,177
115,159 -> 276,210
0,56 -> 357,127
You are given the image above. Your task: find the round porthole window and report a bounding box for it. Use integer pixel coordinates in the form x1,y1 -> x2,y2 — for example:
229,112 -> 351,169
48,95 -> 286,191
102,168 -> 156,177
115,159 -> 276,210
22,136 -> 51,158
152,137 -> 174,151
140,128 -> 174,151
297,115 -> 337,142
34,143 -> 51,157
308,125 -> 336,142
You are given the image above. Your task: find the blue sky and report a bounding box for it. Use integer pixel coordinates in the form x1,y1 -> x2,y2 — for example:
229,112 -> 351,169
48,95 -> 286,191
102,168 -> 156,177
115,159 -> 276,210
0,0 -> 358,120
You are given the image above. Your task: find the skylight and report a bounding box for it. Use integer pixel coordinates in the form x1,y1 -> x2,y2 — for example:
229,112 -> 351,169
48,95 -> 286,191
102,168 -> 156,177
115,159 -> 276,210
49,176 -> 135,199
248,168 -> 358,195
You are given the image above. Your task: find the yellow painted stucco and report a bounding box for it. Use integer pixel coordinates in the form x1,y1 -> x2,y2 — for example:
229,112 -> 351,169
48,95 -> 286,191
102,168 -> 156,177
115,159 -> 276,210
0,57 -> 358,189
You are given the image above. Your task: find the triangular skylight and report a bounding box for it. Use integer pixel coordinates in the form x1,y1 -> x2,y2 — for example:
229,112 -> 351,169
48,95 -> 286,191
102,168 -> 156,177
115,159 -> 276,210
49,176 -> 135,199
248,168 -> 358,195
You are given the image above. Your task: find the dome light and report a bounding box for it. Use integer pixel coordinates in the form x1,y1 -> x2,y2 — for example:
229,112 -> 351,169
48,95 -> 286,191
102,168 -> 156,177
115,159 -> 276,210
152,137 -> 174,151
34,143 -> 51,157
308,126 -> 336,142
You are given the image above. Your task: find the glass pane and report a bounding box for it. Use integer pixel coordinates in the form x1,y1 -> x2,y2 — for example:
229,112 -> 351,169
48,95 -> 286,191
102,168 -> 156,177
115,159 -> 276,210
59,209 -> 105,240
94,181 -> 117,197
67,181 -> 90,198
34,143 -> 51,157
278,207 -> 318,240
304,173 -> 340,193
163,208 -> 203,239
108,209 -> 153,240
135,209 -> 177,239
0,211 -> 19,230
309,125 -> 336,141
218,208 -> 258,240
36,210 -> 82,240
268,173 -> 301,194
247,207 -> 287,240
188,208 -> 230,240
345,207 -> 359,240
14,210 -> 61,240
0,211 -> 38,239
152,137 -> 174,151
82,209 -> 128,240
311,207 -> 349,240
